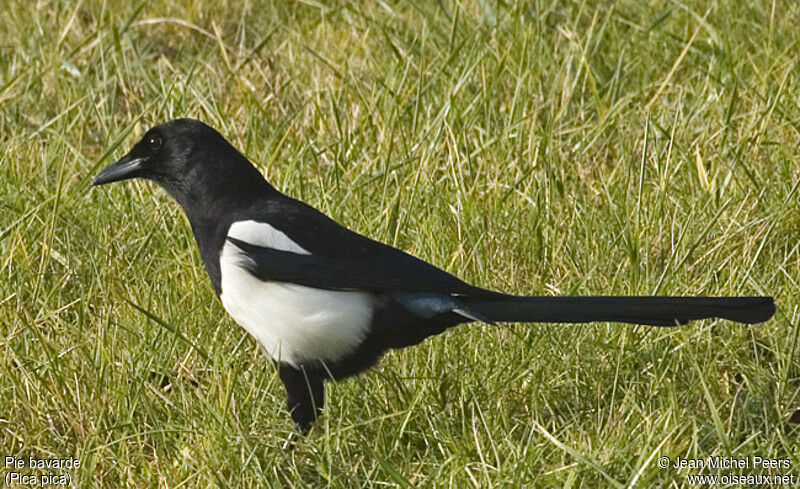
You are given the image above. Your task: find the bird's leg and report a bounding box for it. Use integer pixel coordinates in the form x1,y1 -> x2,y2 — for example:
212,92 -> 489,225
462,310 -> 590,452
278,363 -> 324,432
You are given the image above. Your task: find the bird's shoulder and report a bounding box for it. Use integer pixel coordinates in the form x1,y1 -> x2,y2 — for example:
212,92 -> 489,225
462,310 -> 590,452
241,194 -> 404,258
226,194 -> 486,295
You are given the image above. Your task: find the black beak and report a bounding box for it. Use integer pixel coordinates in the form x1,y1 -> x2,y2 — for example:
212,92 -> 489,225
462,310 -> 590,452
93,153 -> 146,186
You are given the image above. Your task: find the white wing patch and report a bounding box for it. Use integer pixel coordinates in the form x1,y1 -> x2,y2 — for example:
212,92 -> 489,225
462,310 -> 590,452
227,220 -> 310,254
220,220 -> 373,366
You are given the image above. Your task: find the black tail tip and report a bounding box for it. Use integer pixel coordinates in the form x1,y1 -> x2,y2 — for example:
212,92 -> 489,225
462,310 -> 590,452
732,297 -> 775,324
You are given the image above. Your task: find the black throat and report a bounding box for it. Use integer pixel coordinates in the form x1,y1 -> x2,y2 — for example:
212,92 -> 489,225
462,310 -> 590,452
157,156 -> 277,295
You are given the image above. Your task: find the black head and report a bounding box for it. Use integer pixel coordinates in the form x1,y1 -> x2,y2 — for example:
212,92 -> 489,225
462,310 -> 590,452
93,119 -> 273,214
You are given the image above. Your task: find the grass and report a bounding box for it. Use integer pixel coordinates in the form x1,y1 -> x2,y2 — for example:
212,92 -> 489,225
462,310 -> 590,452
1,0 -> 798,486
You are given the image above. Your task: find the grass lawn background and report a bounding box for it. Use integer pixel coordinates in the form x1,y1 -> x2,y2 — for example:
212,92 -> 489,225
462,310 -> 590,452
1,0 -> 798,486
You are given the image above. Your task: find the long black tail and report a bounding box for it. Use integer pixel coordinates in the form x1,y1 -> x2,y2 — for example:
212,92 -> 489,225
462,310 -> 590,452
467,296 -> 775,326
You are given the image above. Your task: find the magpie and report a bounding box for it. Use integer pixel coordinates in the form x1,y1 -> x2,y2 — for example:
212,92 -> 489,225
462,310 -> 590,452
93,119 -> 775,431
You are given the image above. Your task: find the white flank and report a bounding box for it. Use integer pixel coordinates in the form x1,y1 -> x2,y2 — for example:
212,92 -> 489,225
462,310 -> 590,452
220,220 -> 373,366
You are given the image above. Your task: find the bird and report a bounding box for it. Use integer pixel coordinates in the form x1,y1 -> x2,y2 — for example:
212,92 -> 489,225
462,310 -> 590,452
93,118 -> 775,432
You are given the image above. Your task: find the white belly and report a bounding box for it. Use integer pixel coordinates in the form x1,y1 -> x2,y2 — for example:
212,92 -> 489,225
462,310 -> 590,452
219,241 -> 373,366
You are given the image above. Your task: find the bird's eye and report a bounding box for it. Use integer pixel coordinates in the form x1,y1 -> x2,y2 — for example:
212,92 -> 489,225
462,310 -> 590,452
147,136 -> 162,151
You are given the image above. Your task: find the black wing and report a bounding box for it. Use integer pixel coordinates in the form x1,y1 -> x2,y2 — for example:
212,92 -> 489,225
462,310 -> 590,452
228,193 -> 506,298
227,237 -> 500,297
